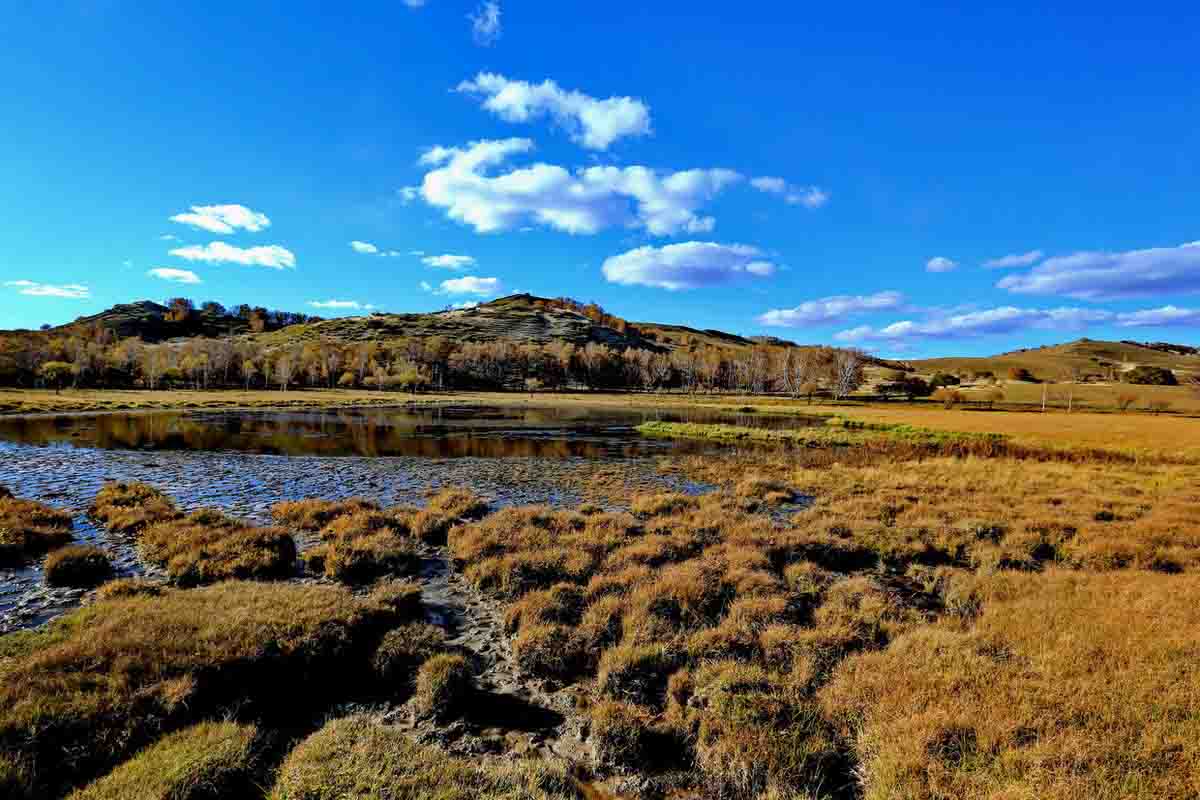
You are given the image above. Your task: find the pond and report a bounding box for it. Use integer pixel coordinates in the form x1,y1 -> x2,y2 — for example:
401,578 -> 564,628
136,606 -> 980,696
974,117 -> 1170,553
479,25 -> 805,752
0,404 -> 821,632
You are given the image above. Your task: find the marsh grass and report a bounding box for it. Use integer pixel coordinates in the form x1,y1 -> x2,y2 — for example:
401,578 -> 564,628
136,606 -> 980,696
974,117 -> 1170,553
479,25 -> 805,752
0,496 -> 74,566
0,580 -> 421,796
67,721 -> 261,800
269,713 -> 581,800
139,509 -> 297,585
413,653 -> 473,720
44,545 -> 113,588
89,481 -> 179,534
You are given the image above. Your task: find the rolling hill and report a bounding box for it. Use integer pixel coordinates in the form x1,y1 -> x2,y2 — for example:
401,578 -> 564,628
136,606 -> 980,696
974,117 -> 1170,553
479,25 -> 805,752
910,338 -> 1200,381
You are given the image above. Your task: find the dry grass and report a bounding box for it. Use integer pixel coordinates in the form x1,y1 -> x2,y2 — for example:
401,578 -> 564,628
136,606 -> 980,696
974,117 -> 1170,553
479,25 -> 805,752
303,511 -> 419,584
0,491 -> 74,565
413,653 -> 473,720
270,497 -> 380,531
0,387 -> 434,417
139,508 -> 297,585
269,713 -> 582,799
372,623 -> 447,685
89,481 -> 179,534
0,580 -> 421,796
44,545 -> 113,588
67,721 -> 260,800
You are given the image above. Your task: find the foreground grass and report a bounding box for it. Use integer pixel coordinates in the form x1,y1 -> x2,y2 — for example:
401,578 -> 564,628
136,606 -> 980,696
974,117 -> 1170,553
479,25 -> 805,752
0,488 -> 74,565
0,580 -> 421,796
270,714 -> 581,800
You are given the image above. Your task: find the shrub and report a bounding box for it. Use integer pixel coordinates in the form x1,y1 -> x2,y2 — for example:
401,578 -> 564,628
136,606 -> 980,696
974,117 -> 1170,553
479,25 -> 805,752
140,511 -> 297,586
44,545 -> 113,588
269,714 -> 579,800
0,494 -> 74,565
0,581 -> 416,795
413,654 -> 473,720
928,372 -> 960,389
94,578 -> 163,601
372,623 -> 446,685
67,721 -> 260,800
1123,365 -> 1177,386
89,482 -> 179,534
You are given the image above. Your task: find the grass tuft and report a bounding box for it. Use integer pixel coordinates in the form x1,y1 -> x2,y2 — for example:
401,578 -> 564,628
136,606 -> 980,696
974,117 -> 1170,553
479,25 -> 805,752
44,545 -> 113,588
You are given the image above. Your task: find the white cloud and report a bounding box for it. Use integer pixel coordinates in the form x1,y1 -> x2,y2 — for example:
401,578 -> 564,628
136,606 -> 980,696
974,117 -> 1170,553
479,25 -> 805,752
757,291 -> 905,327
169,242 -> 296,269
750,176 -> 829,208
469,1 -> 501,45
422,254 -> 476,270
456,72 -> 651,151
159,234 -> 180,242
169,204 -> 270,234
451,301 -> 480,310
147,268 -> 201,284
4,280 -> 90,299
428,275 -> 503,296
835,306 -> 1114,343
308,300 -> 375,310
997,240 -> 1200,300
399,186 -> 421,203
602,242 -> 777,291
418,138 -> 741,235
984,249 -> 1044,269
350,240 -> 379,254
1115,305 -> 1200,328
383,250 -> 403,257
925,256 -> 958,273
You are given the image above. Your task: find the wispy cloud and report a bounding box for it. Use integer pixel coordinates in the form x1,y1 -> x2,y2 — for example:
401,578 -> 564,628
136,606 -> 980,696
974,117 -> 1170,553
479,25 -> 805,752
170,242 -> 296,269
750,176 -> 829,208
418,138 -> 740,235
835,306 -> 1113,343
469,1 -> 502,46
169,204 -> 270,234
998,240 -> 1200,300
602,242 -> 776,291
1115,305 -> 1200,327
159,234 -> 181,242
925,256 -> 958,273
758,291 -> 904,327
5,280 -> 90,299
147,268 -> 202,284
984,249 -> 1043,269
422,254 -> 476,270
456,72 -> 651,150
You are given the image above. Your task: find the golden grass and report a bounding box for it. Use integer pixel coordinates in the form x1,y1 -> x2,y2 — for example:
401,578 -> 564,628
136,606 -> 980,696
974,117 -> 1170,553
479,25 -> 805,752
413,653 -> 473,720
43,545 -> 113,588
269,713 -> 582,799
140,509 -> 297,585
0,492 -> 74,565
372,623 -> 447,685
89,481 -> 179,534
0,387 -> 444,416
0,580 -> 421,796
67,721 -> 260,800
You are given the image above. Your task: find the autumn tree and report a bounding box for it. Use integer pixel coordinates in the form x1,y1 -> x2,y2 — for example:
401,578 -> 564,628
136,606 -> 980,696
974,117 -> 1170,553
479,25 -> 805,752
39,361 -> 74,393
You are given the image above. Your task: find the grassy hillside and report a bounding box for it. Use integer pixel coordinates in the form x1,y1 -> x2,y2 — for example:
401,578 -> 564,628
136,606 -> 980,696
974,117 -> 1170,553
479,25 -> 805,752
911,337 -> 1200,381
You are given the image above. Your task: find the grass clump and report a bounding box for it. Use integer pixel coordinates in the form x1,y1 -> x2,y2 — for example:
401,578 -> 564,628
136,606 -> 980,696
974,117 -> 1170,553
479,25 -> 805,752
89,481 -> 179,534
139,509 -> 297,585
0,580 -> 418,796
372,623 -> 446,685
67,721 -> 260,800
304,527 -> 418,585
413,653 -> 473,720
44,545 -> 113,588
269,713 -> 580,799
94,577 -> 163,601
270,497 -> 379,530
0,493 -> 74,565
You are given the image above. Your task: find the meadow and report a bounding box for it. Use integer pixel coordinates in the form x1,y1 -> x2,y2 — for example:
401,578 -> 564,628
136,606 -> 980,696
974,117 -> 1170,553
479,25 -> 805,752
1,390 -> 1199,798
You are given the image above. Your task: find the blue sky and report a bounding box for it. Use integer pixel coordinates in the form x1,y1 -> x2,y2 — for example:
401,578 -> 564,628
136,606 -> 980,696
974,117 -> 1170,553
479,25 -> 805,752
2,1 -> 1198,357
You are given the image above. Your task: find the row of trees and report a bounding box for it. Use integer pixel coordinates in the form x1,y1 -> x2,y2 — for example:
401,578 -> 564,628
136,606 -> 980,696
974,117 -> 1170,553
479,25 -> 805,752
2,329 -> 872,398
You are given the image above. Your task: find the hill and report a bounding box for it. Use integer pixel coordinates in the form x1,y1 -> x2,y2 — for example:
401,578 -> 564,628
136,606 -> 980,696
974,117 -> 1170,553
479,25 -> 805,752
62,301 -> 252,341
910,338 -> 1200,381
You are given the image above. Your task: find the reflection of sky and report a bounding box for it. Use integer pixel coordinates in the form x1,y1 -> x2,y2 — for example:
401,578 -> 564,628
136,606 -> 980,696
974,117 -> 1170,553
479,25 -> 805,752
0,407 -> 819,459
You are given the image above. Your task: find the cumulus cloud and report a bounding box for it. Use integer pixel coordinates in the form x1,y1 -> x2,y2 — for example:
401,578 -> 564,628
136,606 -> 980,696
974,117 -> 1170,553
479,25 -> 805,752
997,241 -> 1200,300
984,249 -> 1044,269
757,291 -> 904,327
749,177 -> 829,209
418,138 -> 740,235
469,1 -> 501,45
147,268 -> 201,284
4,280 -> 90,299
451,301 -> 480,310
169,242 -> 296,269
456,72 -> 651,150
925,256 -> 958,273
1115,305 -> 1200,327
602,242 -> 777,291
169,204 -> 270,234
308,300 -> 375,310
835,306 -> 1115,343
427,275 -> 503,296
350,240 -> 379,254
422,254 -> 476,270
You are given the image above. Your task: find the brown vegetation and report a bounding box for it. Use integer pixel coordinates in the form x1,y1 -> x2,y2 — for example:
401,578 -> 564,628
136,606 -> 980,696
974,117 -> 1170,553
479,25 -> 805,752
43,545 -> 113,588
0,490 -> 74,565
139,508 -> 297,585
89,481 -> 179,534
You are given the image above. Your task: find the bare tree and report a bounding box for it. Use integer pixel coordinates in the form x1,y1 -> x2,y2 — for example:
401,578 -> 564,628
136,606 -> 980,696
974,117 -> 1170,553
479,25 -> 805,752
830,348 -> 865,400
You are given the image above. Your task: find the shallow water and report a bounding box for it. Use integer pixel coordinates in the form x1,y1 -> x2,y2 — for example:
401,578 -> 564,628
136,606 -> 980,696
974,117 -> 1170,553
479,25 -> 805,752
0,404 -> 772,632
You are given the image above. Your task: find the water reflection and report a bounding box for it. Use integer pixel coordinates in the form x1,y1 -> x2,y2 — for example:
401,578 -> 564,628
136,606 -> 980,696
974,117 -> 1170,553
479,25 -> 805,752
0,405 -> 821,459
